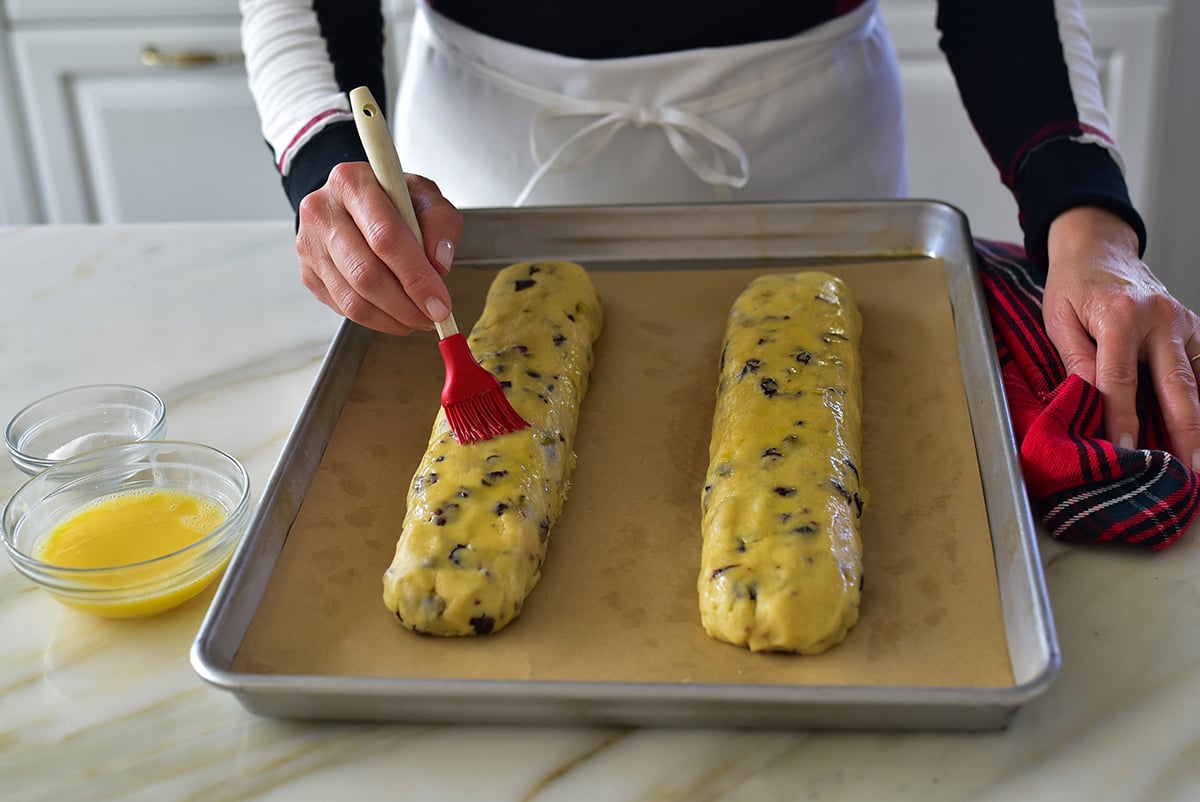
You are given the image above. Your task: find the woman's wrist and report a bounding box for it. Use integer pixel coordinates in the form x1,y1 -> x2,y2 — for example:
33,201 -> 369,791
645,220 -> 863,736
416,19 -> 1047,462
1046,206 -> 1141,266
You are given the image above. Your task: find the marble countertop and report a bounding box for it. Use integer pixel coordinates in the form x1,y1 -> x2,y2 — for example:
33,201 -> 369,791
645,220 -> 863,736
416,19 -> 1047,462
2,222 -> 1198,802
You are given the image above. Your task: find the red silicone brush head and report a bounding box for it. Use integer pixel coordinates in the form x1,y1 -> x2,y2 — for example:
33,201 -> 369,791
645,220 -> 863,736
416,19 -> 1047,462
438,334 -> 530,445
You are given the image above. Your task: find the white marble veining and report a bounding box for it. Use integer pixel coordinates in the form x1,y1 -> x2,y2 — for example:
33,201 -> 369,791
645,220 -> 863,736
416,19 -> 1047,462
2,222 -> 1198,802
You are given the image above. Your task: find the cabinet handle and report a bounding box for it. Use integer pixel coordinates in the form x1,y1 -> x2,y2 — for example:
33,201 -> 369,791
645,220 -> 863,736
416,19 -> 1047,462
140,47 -> 243,69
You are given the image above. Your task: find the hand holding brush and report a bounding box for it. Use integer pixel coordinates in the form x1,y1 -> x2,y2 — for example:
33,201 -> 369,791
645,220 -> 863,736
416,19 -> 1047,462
350,85 -> 530,445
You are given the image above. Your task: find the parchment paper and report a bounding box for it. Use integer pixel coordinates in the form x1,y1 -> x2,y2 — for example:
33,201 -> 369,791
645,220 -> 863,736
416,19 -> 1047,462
233,257 -> 1014,689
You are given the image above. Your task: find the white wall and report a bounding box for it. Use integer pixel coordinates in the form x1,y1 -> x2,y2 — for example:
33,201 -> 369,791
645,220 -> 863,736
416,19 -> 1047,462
1145,0 -> 1200,309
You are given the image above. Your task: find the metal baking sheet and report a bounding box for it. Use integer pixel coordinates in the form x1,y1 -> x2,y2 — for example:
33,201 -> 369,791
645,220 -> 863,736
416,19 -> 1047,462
191,201 -> 1060,731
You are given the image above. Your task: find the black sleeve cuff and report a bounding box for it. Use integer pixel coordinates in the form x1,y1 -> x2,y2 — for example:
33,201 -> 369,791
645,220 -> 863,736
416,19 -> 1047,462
280,119 -> 369,226
1014,138 -> 1148,264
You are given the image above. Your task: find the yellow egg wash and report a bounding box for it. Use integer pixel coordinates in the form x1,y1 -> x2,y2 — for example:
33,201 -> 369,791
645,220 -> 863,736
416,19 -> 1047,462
699,272 -> 867,654
37,487 -> 229,617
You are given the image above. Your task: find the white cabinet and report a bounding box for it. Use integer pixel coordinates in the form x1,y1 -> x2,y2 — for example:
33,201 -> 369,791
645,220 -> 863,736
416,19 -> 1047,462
0,0 -> 416,224
0,27 -> 38,223
10,25 -> 291,223
2,0 -> 292,223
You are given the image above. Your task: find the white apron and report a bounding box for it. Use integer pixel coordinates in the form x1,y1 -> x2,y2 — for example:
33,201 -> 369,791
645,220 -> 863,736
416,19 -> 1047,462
394,0 -> 906,208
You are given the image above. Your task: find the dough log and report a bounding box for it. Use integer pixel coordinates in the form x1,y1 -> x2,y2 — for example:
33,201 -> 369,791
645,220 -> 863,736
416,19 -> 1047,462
699,272 -> 867,654
383,260 -> 602,636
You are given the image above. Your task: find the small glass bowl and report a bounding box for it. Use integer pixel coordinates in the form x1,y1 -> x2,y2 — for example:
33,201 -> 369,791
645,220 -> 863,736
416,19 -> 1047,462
1,441 -> 251,618
5,384 -> 168,475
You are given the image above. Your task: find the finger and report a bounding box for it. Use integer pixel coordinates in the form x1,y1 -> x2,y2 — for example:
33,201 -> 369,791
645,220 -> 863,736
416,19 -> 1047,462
1156,335 -> 1200,471
322,223 -> 434,331
300,264 -> 337,310
296,202 -> 422,336
1043,308 -> 1098,386
301,262 -> 415,334
300,170 -> 437,332
310,259 -> 420,337
297,197 -> 363,319
1093,326 -> 1142,450
407,174 -> 465,276
329,163 -> 453,324
302,253 -> 420,336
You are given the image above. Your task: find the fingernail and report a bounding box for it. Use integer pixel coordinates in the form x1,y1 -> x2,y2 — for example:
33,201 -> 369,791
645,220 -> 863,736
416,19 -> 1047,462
1117,433 -> 1134,450
434,239 -> 454,274
1192,450 -> 1200,474
424,297 -> 450,322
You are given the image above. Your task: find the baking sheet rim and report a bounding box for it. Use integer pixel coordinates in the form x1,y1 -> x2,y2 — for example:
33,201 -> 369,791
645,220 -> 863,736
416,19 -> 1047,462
191,200 -> 1061,728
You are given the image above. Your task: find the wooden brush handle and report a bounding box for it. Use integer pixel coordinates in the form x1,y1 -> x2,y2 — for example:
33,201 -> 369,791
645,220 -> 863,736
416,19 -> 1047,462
349,85 -> 458,339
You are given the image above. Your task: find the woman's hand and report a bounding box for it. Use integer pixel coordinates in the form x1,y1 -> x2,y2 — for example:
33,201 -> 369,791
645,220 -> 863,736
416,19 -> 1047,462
1043,206 -> 1200,471
295,162 -> 465,336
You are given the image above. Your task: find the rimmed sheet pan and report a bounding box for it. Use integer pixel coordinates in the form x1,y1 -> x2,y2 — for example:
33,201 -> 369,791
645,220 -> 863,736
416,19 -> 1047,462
192,201 -> 1059,731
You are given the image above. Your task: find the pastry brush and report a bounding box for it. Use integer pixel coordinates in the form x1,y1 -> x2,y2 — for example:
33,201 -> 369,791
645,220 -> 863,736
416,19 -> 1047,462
349,86 -> 529,445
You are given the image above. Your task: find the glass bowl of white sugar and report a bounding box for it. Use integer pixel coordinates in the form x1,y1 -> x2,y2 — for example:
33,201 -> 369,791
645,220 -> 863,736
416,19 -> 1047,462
5,385 -> 167,475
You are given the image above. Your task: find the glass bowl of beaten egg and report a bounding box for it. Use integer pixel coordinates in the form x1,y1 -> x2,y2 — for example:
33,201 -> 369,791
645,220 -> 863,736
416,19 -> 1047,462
5,384 -> 168,475
1,440 -> 250,618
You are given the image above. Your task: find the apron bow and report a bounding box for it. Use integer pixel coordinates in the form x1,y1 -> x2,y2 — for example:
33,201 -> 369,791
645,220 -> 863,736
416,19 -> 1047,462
518,100 -> 751,206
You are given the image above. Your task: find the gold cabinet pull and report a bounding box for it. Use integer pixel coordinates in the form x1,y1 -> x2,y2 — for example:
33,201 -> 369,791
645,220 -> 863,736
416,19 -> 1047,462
140,47 -> 243,69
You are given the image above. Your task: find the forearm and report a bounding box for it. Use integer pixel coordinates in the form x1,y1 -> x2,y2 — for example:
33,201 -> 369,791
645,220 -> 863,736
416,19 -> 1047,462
936,0 -> 1146,261
239,0 -> 386,213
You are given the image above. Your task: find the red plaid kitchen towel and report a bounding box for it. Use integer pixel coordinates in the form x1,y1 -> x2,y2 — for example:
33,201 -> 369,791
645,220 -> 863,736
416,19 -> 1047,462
975,239 -> 1200,549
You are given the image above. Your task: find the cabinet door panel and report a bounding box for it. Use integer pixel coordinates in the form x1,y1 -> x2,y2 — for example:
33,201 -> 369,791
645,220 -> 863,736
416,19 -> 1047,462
12,26 -> 291,223
0,28 -> 39,223
76,72 -> 290,223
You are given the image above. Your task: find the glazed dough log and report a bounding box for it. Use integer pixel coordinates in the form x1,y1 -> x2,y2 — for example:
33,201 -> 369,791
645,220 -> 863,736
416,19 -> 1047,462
699,272 -> 867,654
383,260 -> 603,636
